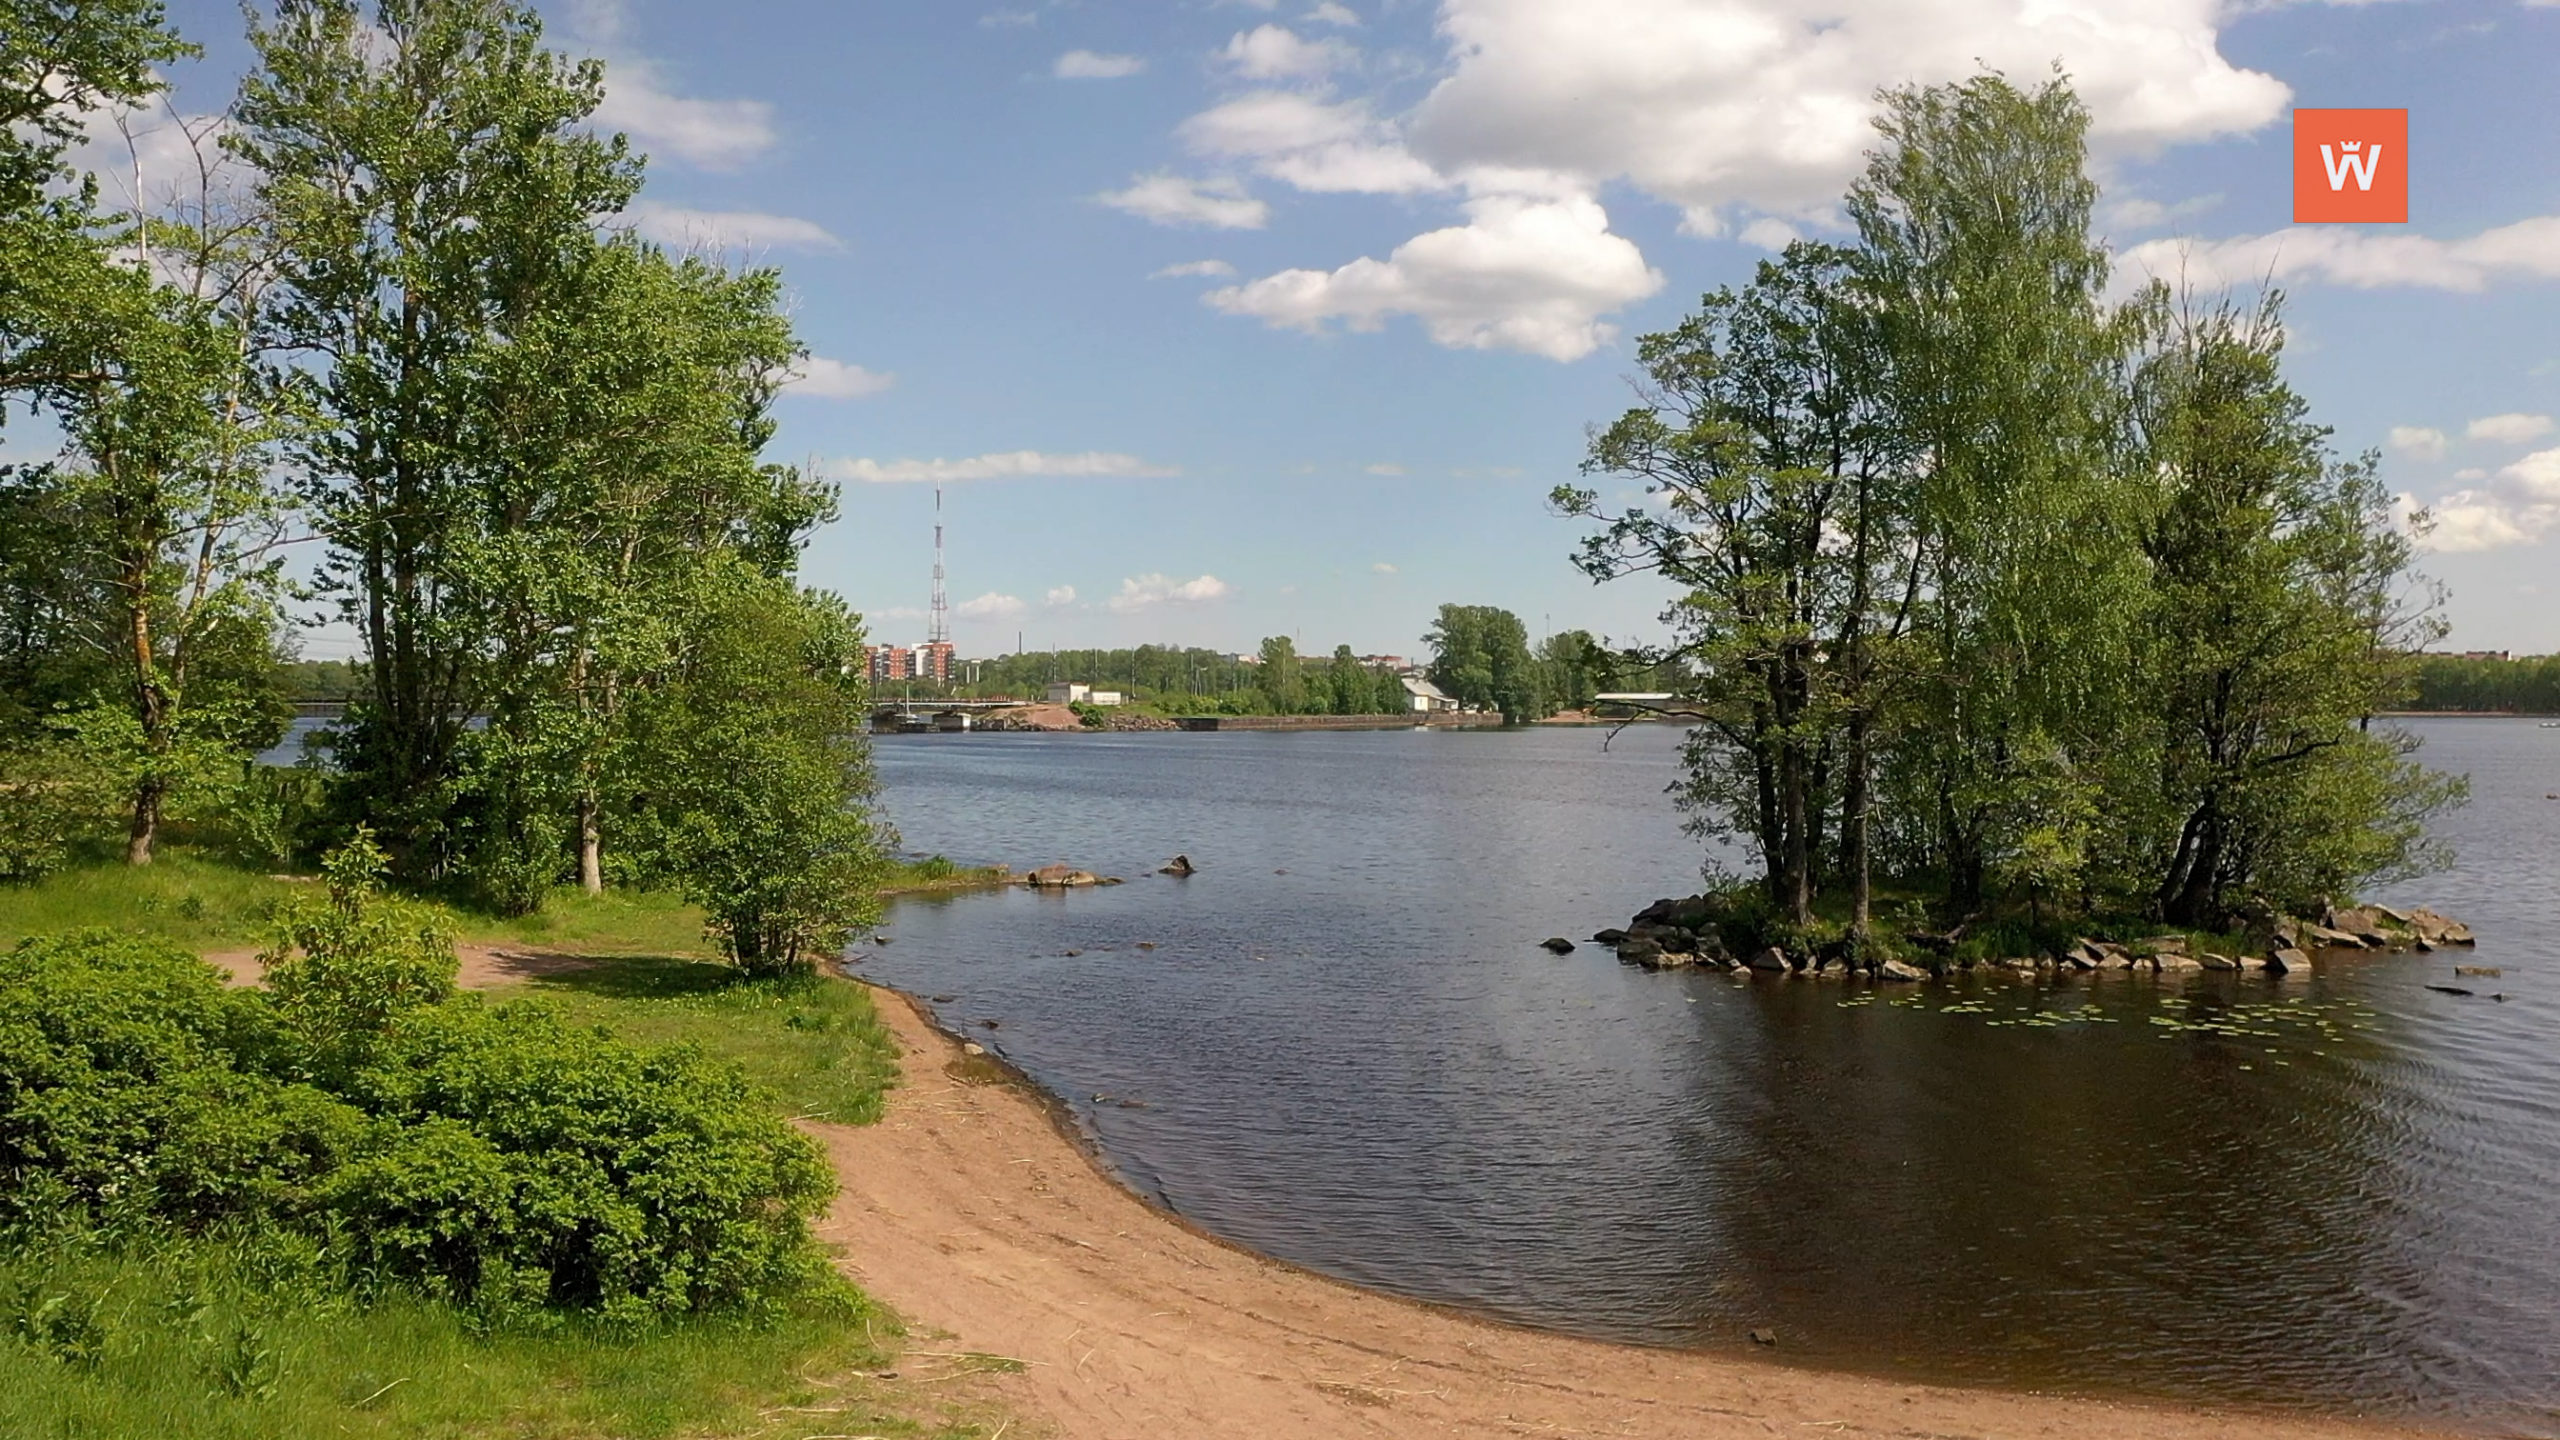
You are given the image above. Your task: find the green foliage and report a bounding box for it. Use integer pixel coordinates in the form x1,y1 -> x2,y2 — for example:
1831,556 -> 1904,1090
262,832 -> 458,1078
0,1230 -> 963,1440
628,568 -> 887,977
1563,72 -> 2459,933
1427,604 -> 1545,721
1,910 -> 838,1321
2408,652 -> 2560,713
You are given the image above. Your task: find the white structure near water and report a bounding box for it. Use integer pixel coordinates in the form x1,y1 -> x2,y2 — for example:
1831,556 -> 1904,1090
1044,683 -> 1123,706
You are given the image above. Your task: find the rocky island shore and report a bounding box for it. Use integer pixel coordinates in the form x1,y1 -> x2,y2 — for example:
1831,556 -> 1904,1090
1595,896 -> 2474,980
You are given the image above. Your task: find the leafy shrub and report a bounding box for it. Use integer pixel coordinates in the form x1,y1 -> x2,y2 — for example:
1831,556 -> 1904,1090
335,1002 -> 836,1320
261,831 -> 456,1079
3,890 -> 839,1322
0,929 -> 344,1230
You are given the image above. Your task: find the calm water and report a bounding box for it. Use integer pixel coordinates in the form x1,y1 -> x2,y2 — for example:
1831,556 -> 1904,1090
862,720 -> 2560,1434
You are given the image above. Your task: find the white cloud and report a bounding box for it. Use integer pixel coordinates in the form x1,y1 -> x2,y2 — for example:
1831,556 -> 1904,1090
1208,191 -> 1662,361
1306,2 -> 1360,25
786,356 -> 894,398
1107,573 -> 1234,613
1056,50 -> 1147,79
627,201 -> 841,252
2118,217 -> 2560,295
2414,445 -> 2560,553
1180,91 -> 1440,195
1044,585 -> 1078,607
827,450 -> 1180,484
1119,0 -> 2316,363
1364,462 -> 1406,475
1738,217 -> 1801,250
1218,25 -> 1354,81
979,9 -> 1038,28
2467,412 -> 2555,446
1405,0 -> 2287,233
2103,192 -> 2221,233
1371,561 -> 1398,573
1152,259 -> 1238,279
595,61 -> 777,170
955,592 -> 1028,620
2387,426 -> 2448,461
1098,173 -> 1270,229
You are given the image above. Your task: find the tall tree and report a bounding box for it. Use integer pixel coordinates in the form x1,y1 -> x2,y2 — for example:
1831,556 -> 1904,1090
1563,244 -> 1919,931
232,0 -> 641,879
1255,635 -> 1302,714
2131,294 -> 2459,922
1426,604 -> 1542,722
1846,72 -> 2149,915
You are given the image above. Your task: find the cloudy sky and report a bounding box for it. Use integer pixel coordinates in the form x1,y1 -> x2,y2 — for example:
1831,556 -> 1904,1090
132,0 -> 2560,656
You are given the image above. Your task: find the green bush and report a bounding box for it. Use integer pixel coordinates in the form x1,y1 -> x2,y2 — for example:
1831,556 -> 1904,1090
2,903 -> 838,1322
336,1001 -> 835,1320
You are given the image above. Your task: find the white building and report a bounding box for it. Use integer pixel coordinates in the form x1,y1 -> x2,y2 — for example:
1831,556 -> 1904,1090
1044,683 -> 1124,706
1401,675 -> 1459,713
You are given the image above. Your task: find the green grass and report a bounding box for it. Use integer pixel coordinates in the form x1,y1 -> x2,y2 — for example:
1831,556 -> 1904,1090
0,1232 -> 1004,1440
0,854 -> 1010,1439
514,955 -> 903,1126
879,854 -> 1012,896
0,852 -> 308,951
0,849 -> 718,957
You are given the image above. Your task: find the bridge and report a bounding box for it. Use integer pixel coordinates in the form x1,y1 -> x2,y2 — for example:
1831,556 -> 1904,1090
867,697 -> 1028,732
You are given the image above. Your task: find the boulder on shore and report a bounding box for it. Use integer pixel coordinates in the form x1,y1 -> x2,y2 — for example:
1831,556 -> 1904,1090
1744,945 -> 1789,973
1877,959 -> 1927,982
2266,947 -> 2313,974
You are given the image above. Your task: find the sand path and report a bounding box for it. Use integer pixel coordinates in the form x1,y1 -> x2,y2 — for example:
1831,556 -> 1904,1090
809,984 -> 2436,1440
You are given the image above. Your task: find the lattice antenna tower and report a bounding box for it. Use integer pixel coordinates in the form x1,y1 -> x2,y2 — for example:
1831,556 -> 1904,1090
928,486 -> 950,646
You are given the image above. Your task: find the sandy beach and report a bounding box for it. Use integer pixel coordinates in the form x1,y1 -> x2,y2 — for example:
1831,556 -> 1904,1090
811,983 -> 2444,1440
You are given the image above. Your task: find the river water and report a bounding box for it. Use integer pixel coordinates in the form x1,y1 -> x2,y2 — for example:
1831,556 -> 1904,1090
864,719 -> 2557,1433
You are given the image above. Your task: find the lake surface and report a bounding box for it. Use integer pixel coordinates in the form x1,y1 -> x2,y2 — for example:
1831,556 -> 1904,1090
862,719 -> 2560,1434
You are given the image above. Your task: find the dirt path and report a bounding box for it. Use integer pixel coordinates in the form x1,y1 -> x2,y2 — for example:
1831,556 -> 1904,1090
810,985 -> 2438,1440
204,942 -> 602,990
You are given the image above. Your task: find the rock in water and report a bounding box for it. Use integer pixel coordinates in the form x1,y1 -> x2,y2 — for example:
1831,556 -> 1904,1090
1877,959 -> 1927,982
1749,1328 -> 1778,1346
1540,937 -> 1576,954
2267,947 -> 2313,974
1745,945 -> 1789,973
1616,937 -> 1665,966
1592,928 -> 1628,945
1160,854 -> 1196,876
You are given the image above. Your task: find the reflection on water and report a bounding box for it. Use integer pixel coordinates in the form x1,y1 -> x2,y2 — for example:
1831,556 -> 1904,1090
860,720 -> 2560,1432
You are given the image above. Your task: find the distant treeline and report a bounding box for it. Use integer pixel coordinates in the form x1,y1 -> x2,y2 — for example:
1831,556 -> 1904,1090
2406,654 -> 2560,714
932,613 -> 1689,719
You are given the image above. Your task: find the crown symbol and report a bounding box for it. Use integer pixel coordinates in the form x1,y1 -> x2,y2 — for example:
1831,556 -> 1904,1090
2340,141 -> 2363,151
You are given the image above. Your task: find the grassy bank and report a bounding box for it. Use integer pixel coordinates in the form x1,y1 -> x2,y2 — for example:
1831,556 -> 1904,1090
0,1237 -> 1007,1440
0,852 -> 1015,1440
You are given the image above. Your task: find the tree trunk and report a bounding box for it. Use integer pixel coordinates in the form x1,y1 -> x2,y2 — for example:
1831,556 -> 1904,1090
1844,712 -> 1872,938
126,780 -> 162,866
577,789 -> 603,894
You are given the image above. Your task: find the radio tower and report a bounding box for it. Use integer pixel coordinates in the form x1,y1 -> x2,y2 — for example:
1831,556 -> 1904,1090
930,486 -> 950,645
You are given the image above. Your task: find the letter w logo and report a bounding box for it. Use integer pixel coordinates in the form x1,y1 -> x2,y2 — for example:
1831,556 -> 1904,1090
2321,141 -> 2382,192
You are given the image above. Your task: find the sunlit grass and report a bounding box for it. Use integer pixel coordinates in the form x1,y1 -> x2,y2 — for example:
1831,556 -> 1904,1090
514,955 -> 903,1126
0,1234 -> 1003,1440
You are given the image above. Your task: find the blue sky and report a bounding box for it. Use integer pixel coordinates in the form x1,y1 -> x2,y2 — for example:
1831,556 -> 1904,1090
123,0 -> 2560,658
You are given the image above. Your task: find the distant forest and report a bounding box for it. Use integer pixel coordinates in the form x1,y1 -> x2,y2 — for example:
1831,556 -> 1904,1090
2406,654 -> 2560,714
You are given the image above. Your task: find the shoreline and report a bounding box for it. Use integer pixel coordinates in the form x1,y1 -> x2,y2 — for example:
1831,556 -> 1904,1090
814,976 -> 2448,1440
